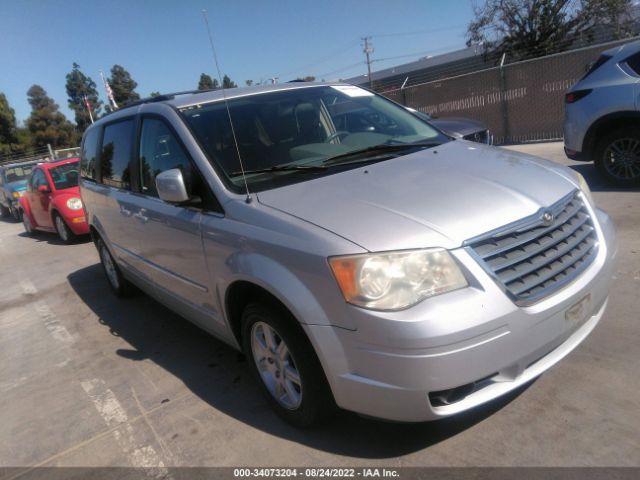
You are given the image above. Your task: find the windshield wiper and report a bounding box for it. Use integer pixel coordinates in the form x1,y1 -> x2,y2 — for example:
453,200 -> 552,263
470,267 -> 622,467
230,164 -> 328,176
321,142 -> 441,166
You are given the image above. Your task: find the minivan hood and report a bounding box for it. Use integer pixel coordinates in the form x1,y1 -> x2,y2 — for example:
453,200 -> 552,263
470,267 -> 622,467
257,141 -> 577,251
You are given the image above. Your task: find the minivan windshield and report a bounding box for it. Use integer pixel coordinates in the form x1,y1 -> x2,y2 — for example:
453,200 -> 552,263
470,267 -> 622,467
180,85 -> 449,192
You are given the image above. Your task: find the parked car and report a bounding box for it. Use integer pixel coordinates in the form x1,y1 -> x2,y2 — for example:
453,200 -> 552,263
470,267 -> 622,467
19,157 -> 88,243
0,160 -> 38,220
406,107 -> 493,144
564,39 -> 640,185
81,83 -> 615,427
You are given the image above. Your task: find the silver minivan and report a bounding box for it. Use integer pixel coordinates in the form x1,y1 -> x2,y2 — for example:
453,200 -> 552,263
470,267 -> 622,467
80,83 -> 616,426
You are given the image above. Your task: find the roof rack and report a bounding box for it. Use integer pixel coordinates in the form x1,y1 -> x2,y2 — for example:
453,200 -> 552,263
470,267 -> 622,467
103,88 -> 219,117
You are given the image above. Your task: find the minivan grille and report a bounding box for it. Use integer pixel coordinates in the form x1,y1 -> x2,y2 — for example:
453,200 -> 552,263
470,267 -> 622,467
466,191 -> 598,305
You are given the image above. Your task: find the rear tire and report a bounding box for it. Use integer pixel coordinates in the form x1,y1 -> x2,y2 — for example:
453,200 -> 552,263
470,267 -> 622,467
594,127 -> 640,186
241,302 -> 336,427
54,213 -> 76,244
97,238 -> 135,297
22,212 -> 34,235
0,204 -> 9,218
10,205 -> 21,221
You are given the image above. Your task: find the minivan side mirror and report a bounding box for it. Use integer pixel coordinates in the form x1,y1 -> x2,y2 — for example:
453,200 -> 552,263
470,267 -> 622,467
156,168 -> 190,204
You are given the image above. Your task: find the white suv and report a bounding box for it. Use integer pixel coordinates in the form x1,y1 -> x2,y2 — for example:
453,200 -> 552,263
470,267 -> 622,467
564,40 -> 640,185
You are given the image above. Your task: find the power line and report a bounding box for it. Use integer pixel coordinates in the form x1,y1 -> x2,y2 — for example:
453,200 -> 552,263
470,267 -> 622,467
274,39 -> 361,80
316,61 -> 366,79
370,23 -> 468,38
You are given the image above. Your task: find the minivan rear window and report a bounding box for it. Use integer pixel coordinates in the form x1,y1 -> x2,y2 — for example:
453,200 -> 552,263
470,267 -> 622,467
100,119 -> 134,190
81,127 -> 100,181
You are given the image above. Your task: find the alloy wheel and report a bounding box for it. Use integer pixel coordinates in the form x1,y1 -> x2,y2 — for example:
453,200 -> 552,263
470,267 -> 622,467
602,137 -> 640,181
250,321 -> 303,410
55,215 -> 69,242
100,244 -> 120,290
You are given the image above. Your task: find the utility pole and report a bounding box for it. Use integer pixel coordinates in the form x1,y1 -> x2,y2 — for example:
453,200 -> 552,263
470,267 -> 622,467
362,36 -> 374,89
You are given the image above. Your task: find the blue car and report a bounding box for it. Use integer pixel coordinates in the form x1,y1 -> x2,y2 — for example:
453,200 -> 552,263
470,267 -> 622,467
0,161 -> 39,220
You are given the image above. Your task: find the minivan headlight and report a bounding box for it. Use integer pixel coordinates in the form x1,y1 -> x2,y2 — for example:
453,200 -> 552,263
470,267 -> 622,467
573,171 -> 593,205
67,197 -> 83,210
329,249 -> 468,311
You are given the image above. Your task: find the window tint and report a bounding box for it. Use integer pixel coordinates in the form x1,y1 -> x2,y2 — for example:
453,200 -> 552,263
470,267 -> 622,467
625,52 -> 640,75
100,119 -> 134,189
81,127 -> 101,181
139,118 -> 193,197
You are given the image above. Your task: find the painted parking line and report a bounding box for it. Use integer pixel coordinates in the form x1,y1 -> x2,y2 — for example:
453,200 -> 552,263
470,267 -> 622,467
81,378 -> 170,476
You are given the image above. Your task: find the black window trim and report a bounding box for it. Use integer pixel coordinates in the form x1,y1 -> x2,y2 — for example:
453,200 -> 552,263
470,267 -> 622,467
133,112 -> 224,215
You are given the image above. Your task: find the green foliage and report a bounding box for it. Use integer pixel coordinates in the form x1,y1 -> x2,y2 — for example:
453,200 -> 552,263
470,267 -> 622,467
198,73 -> 219,90
65,62 -> 103,133
296,76 -> 316,82
109,65 -> 141,106
245,79 -> 254,86
0,93 -> 20,155
149,91 -> 161,97
222,75 -> 237,89
26,85 -> 77,149
467,0 -> 635,59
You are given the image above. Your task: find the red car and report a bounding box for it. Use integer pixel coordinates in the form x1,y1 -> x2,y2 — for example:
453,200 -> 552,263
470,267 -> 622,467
19,157 -> 89,243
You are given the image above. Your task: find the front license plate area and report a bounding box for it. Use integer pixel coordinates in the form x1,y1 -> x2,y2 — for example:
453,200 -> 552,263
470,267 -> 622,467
565,294 -> 591,328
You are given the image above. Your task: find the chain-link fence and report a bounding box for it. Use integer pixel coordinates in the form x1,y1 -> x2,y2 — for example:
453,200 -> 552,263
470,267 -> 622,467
382,37 -> 640,145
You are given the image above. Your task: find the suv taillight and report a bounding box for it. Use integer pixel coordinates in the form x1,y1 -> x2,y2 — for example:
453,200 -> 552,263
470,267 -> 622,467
565,89 -> 592,104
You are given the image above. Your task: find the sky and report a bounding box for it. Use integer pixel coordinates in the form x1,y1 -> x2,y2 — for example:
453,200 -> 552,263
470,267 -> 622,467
0,0 -> 475,124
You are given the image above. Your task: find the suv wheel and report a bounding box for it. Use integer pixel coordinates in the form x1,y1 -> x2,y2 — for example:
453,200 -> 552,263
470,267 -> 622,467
54,213 -> 75,244
594,127 -> 640,185
242,302 -> 336,427
97,238 -> 134,297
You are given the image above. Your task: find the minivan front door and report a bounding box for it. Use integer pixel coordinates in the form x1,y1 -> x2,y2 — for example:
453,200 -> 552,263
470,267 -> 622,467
129,117 -> 216,327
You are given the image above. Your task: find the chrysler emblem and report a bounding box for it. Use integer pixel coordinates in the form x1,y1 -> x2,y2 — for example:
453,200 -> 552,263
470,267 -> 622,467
541,210 -> 554,226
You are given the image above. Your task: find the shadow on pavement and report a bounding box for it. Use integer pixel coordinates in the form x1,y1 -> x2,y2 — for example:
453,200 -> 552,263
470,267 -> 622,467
568,163 -> 640,193
67,263 -> 534,459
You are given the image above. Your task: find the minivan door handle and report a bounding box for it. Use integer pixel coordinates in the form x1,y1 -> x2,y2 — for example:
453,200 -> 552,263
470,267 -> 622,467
134,209 -> 149,223
119,206 -> 133,217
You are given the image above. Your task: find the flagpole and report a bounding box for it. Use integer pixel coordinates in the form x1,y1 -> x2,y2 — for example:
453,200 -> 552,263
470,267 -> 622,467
100,70 -> 118,110
83,94 -> 94,124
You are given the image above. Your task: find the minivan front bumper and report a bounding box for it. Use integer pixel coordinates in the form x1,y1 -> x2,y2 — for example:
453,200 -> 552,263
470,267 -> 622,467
304,208 -> 616,422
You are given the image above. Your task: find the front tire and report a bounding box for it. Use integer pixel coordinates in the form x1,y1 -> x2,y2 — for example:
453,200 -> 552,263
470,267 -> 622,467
241,302 -> 336,427
54,213 -> 75,244
0,203 -> 9,218
594,127 -> 640,186
97,238 -> 135,297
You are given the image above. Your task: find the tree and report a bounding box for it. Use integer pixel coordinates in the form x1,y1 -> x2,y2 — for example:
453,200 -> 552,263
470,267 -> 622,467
467,0 -> 635,59
245,79 -> 254,86
149,91 -> 161,97
296,76 -> 316,82
26,85 -> 77,149
222,74 -> 237,89
198,73 -> 219,90
0,93 -> 20,155
108,65 -> 140,106
65,62 -> 103,133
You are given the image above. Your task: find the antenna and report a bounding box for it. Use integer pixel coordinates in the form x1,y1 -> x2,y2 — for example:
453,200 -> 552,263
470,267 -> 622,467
202,9 -> 252,203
